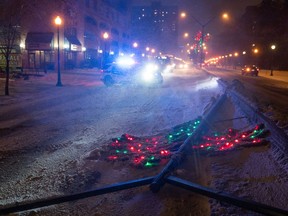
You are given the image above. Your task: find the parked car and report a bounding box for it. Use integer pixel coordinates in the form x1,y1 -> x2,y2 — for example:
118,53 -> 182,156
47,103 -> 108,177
241,65 -> 259,76
101,61 -> 163,87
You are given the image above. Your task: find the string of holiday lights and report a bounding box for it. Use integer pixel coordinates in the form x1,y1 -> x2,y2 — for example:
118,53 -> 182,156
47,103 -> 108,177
104,118 -> 202,168
190,31 -> 211,62
192,123 -> 270,154
103,117 -> 270,168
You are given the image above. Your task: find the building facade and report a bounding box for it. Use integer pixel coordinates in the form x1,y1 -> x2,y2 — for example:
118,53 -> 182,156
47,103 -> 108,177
131,1 -> 178,56
0,0 -> 132,71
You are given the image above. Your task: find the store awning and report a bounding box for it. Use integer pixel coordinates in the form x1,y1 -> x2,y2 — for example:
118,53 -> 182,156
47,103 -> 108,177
65,35 -> 81,46
25,32 -> 54,50
65,35 -> 82,51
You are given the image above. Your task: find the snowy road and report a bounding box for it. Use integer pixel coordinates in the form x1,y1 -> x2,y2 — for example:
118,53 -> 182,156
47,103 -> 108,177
0,68 -> 223,214
0,68 -> 221,150
205,67 -> 288,128
1,67 -> 288,215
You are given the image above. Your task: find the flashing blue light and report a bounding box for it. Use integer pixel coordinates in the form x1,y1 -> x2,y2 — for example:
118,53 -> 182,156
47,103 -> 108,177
116,56 -> 135,67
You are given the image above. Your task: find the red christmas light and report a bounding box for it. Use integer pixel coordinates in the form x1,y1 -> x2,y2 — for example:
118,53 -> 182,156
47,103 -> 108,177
103,121 -> 269,168
108,155 -> 118,160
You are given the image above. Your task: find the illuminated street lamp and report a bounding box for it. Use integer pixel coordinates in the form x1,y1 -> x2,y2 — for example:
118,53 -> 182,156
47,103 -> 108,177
222,13 -> 229,20
180,12 -> 187,19
55,16 -> 62,86
102,32 -> 109,68
103,32 -> 109,40
270,44 -> 276,76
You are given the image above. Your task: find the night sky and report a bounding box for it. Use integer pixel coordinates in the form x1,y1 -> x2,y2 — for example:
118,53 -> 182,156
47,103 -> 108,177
132,0 -> 262,34
133,0 -> 262,17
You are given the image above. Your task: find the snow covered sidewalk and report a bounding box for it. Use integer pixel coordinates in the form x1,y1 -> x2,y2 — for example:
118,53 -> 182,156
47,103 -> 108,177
259,69 -> 288,82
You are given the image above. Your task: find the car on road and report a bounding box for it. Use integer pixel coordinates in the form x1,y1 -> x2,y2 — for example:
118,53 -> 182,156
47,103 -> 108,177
172,58 -> 189,69
155,55 -> 174,74
102,61 -> 163,87
241,65 -> 259,76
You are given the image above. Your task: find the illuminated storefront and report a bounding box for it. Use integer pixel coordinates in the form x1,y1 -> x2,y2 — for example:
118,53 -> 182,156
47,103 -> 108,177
25,32 -> 54,71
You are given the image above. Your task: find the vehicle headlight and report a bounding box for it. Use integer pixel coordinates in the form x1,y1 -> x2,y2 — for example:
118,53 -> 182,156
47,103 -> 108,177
141,63 -> 158,82
142,72 -> 155,82
116,56 -> 135,67
145,63 -> 158,72
164,65 -> 173,73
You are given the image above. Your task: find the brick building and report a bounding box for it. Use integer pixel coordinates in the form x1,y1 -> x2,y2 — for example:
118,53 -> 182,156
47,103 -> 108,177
0,0 -> 132,71
131,1 -> 178,55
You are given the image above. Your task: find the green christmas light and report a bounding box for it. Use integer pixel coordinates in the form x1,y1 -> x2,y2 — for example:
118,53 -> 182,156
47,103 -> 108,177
106,119 -> 268,169
144,161 -> 154,167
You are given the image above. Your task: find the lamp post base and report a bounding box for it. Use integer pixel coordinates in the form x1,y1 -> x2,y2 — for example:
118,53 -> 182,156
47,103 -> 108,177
56,81 -> 63,87
270,69 -> 273,76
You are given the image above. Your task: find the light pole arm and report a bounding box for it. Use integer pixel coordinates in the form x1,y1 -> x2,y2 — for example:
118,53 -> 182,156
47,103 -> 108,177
202,16 -> 216,28
190,15 -> 203,27
190,15 -> 216,67
190,15 -> 216,28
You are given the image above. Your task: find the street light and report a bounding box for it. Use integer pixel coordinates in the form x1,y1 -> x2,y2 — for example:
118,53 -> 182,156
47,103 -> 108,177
55,16 -> 62,86
180,12 -> 187,19
222,13 -> 229,20
102,32 -> 109,68
253,48 -> 259,54
270,44 -> 276,76
103,32 -> 109,40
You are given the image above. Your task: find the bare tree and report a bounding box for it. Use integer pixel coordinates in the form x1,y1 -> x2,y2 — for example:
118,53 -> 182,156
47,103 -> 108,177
0,0 -> 24,96
0,0 -> 79,95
